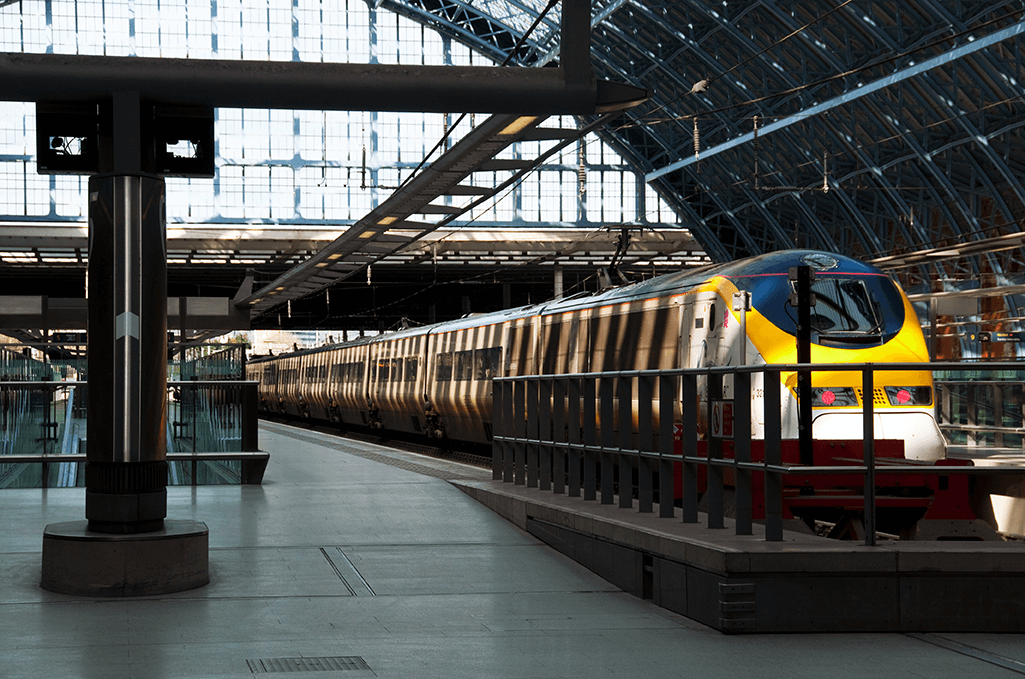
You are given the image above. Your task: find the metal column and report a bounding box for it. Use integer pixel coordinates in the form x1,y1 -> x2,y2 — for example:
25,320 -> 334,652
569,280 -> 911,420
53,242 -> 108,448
85,174 -> 168,534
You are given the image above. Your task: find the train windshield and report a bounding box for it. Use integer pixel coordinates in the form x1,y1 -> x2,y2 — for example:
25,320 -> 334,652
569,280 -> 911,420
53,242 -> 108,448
731,271 -> 906,346
802,278 -> 884,338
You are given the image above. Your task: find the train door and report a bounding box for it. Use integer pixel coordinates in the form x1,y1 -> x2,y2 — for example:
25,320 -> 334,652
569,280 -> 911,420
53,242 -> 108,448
715,299 -> 739,399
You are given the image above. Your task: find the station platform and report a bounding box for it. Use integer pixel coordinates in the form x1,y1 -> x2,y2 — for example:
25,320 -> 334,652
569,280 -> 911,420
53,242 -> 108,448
2,420 -> 1025,678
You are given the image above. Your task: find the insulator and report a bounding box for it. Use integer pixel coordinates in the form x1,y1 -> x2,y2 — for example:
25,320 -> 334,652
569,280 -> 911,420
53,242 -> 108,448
753,115 -> 760,191
822,151 -> 829,193
693,118 -> 700,160
577,145 -> 587,196
367,264 -> 372,286
361,145 -> 367,190
287,300 -> 292,318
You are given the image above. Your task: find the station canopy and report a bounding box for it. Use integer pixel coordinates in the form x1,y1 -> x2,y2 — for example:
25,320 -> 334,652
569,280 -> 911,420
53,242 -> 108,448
1,1 -> 1025,336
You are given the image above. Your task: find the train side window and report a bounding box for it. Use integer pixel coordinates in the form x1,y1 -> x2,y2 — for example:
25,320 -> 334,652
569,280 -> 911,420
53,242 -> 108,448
454,350 -> 474,381
474,347 -> 502,380
436,353 -> 453,381
377,360 -> 391,382
404,357 -> 418,382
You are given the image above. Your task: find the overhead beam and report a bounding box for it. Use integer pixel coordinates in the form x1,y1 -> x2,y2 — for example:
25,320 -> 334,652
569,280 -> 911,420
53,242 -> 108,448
237,112 -> 624,319
0,0 -> 647,115
0,296 -> 249,330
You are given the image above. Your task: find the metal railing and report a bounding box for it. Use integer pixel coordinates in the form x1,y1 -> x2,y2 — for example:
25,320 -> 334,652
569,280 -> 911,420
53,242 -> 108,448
0,379 -> 264,488
934,372 -> 1025,452
492,362 -> 1025,546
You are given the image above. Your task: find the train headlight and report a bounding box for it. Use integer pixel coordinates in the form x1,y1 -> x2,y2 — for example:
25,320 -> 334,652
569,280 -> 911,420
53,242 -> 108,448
812,387 -> 858,407
885,386 -> 933,406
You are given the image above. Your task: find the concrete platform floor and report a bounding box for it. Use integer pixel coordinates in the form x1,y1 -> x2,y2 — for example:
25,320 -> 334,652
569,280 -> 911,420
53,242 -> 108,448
0,420 -> 1023,678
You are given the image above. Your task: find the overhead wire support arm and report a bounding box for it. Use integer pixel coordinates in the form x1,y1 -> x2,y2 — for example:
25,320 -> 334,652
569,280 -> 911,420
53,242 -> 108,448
645,18 -> 1025,182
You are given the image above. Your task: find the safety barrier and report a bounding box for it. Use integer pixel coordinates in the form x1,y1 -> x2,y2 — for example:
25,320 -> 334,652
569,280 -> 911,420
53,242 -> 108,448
492,362 -> 1025,545
0,379 -> 263,488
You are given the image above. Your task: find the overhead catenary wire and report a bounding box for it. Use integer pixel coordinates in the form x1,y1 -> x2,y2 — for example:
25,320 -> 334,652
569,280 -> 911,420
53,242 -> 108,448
640,0 -> 859,123
628,8 -> 1025,133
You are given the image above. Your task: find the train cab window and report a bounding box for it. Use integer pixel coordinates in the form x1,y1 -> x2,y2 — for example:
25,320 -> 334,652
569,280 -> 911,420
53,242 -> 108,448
436,353 -> 453,381
709,303 -> 716,331
782,276 -> 898,345
404,358 -> 418,382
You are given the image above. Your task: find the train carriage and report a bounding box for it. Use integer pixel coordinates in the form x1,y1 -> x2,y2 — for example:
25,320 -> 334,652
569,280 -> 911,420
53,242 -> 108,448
246,250 -> 945,461
366,326 -> 430,435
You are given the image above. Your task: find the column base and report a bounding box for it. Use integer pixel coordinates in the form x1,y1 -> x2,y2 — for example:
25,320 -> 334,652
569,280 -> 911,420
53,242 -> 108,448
86,488 -> 167,534
41,520 -> 209,597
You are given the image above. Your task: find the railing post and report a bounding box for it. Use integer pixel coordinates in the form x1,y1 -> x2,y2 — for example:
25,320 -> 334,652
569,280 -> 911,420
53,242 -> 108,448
513,380 -> 526,485
734,369 -> 752,535
242,381 -> 259,452
993,383 -> 1005,449
527,379 -> 539,488
637,373 -> 654,513
583,377 -> 597,500
539,377 -> 552,491
618,374 -> 633,509
706,370 -> 725,529
552,377 -> 566,494
568,377 -> 581,497
502,380 -> 514,483
967,382 -> 977,448
863,366 -> 876,546
681,371 -> 699,523
763,368 -> 783,541
599,375 -> 615,504
492,379 -> 505,481
658,373 -> 675,518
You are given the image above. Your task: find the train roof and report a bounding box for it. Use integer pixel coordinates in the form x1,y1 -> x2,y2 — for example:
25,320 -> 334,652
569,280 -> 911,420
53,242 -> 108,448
541,249 -> 882,314
247,250 -> 878,362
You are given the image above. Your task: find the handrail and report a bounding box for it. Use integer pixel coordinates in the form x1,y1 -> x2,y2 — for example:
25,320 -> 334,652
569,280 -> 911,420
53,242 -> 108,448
491,362 -> 1025,546
0,380 -> 263,485
0,451 -> 270,485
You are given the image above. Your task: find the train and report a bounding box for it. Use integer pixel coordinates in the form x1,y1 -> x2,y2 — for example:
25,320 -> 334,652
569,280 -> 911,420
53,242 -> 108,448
247,249 -> 945,463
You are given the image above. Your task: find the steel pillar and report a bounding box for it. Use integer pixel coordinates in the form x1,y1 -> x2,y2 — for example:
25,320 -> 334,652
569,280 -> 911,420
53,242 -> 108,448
85,174 -> 168,534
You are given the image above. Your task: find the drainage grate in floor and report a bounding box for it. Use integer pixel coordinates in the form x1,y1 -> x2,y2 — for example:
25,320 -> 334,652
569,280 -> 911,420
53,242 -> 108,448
247,656 -> 372,673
